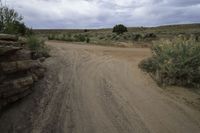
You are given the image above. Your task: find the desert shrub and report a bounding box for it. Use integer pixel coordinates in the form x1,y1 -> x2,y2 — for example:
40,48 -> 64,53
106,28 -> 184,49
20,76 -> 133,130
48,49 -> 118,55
139,38 -> 200,88
67,33 -> 72,38
111,34 -> 117,39
86,38 -> 90,43
62,34 -> 66,39
74,34 -> 86,42
113,24 -> 128,34
27,36 -> 50,58
177,34 -> 200,43
115,36 -> 120,40
132,34 -> 142,41
64,37 -> 74,42
143,33 -> 157,39
48,33 -> 88,42
48,34 -> 55,40
139,57 -> 157,73
124,33 -> 131,39
99,36 -> 104,40
60,34 -> 74,42
189,34 -> 200,42
106,34 -> 111,38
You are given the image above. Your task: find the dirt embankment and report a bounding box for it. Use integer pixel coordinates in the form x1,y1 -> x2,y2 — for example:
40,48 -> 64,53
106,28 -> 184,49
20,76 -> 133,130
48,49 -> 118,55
0,41 -> 200,133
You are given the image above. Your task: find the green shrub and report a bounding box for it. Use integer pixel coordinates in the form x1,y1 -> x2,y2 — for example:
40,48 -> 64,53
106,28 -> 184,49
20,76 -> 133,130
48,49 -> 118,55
111,34 -> 117,39
27,36 -> 50,58
67,33 -> 71,38
74,34 -> 86,42
48,34 -> 55,40
139,57 -> 157,73
106,34 -> 111,38
113,24 -> 128,34
143,33 -> 157,39
123,35 -> 127,39
132,34 -> 142,41
64,37 -> 74,42
139,38 -> 200,88
99,36 -> 104,40
86,38 -> 90,43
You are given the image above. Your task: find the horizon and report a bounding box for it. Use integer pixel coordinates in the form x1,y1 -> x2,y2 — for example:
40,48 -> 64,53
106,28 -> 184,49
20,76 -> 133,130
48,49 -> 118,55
4,0 -> 200,29
33,23 -> 200,30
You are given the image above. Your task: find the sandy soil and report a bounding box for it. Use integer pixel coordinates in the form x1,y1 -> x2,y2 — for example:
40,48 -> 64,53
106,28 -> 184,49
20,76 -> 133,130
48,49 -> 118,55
0,41 -> 200,133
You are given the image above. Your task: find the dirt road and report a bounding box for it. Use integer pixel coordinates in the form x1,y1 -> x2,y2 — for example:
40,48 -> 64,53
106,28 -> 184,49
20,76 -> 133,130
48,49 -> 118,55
1,41 -> 200,133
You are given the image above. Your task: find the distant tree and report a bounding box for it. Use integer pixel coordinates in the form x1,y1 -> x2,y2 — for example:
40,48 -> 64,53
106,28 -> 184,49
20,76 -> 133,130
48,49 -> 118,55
113,24 -> 128,34
84,29 -> 89,32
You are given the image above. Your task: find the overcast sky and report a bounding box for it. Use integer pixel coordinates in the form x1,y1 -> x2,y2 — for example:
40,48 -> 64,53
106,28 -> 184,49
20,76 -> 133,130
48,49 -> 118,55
5,0 -> 200,29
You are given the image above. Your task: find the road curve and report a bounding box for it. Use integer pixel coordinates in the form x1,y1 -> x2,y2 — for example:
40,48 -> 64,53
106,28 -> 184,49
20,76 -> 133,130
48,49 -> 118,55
30,41 -> 200,133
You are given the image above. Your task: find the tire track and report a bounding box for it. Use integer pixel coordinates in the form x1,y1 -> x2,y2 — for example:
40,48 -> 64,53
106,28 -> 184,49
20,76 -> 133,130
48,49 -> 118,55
31,41 -> 200,133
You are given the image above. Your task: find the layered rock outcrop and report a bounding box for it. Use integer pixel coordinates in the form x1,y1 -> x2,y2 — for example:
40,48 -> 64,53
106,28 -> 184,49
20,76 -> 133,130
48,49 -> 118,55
0,34 -> 46,110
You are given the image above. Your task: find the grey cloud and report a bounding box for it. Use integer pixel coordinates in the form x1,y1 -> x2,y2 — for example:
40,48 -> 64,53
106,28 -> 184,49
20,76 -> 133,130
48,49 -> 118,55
5,0 -> 200,28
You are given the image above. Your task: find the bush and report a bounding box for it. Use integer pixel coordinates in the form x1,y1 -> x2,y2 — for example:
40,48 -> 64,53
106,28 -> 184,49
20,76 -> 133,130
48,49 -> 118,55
132,34 -> 142,41
143,33 -> 157,39
99,36 -> 104,40
27,36 -> 50,58
48,34 -> 54,40
64,37 -> 74,42
139,38 -> 200,88
111,34 -> 117,39
74,34 -> 86,42
113,24 -> 128,34
86,38 -> 90,43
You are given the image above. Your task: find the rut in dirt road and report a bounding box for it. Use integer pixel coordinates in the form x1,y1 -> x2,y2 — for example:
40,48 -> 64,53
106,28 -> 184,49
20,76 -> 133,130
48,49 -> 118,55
30,42 -> 200,133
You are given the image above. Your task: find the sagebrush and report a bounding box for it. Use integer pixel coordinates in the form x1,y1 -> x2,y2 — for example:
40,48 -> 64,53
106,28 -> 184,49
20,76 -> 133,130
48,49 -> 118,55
139,38 -> 200,88
27,36 -> 50,58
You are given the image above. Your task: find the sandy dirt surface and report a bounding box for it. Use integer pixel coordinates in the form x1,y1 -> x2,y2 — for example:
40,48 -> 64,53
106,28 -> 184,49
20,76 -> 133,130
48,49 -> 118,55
0,41 -> 200,133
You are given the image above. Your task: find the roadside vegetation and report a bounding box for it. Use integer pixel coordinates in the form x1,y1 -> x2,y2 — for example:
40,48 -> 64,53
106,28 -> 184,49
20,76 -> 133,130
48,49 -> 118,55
27,36 -> 50,58
46,31 -> 157,46
48,33 -> 90,43
32,21 -> 200,90
35,23 -> 200,47
139,36 -> 200,88
0,0 -> 49,56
